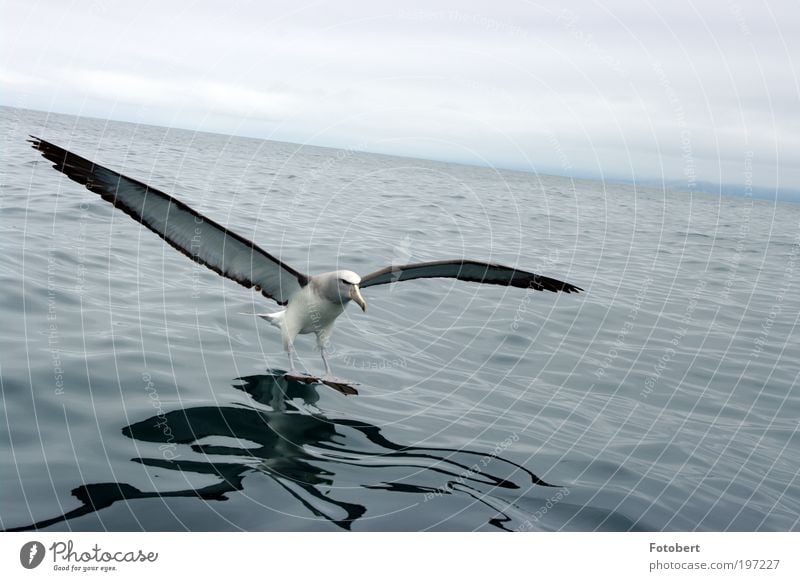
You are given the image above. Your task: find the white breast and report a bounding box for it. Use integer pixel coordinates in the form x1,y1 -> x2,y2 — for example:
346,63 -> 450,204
284,284 -> 346,337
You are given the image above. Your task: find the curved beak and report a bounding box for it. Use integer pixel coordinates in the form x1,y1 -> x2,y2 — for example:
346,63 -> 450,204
350,285 -> 367,312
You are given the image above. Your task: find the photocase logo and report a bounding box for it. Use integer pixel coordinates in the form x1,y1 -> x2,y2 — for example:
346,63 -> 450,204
19,541 -> 46,569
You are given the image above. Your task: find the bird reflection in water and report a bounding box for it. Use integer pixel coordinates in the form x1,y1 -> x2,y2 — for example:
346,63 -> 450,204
8,371 -> 556,531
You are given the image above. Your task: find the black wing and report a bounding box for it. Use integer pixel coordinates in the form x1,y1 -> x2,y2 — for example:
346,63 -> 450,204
29,136 -> 307,305
360,259 -> 582,293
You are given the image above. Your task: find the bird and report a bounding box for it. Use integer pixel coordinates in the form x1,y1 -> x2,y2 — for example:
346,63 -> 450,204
29,136 -> 583,392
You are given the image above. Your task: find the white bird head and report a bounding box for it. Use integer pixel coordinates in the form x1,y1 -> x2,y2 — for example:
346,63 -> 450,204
317,270 -> 367,312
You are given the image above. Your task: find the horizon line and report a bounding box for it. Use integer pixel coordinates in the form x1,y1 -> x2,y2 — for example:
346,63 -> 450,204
4,103 -> 796,203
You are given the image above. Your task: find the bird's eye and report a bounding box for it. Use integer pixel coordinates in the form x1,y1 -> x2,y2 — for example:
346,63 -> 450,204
339,278 -> 350,285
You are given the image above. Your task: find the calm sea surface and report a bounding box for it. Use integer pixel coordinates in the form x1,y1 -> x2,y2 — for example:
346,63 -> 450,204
1,106 -> 798,531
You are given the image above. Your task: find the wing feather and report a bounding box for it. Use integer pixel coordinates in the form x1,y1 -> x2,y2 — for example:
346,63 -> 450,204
360,259 -> 582,294
29,136 -> 307,305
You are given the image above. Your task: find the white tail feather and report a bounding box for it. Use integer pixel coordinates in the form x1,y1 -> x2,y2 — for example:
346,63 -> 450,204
239,310 -> 285,329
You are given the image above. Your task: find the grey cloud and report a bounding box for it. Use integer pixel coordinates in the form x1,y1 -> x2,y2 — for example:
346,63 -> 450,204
1,0 -> 797,190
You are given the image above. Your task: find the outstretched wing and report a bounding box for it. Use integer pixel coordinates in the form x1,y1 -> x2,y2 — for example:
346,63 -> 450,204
29,136 -> 307,305
359,259 -> 582,294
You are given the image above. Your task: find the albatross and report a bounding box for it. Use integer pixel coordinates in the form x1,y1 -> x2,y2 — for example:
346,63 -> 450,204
29,136 -> 583,393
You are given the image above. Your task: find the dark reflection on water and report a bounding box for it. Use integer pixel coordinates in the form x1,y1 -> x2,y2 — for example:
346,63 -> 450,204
7,371 -> 555,532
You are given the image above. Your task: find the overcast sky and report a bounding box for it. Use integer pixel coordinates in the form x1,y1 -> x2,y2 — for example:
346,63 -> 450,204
2,0 -> 798,191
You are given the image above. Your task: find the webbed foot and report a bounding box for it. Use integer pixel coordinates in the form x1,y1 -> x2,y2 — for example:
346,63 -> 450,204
321,376 -> 359,396
284,371 -> 319,384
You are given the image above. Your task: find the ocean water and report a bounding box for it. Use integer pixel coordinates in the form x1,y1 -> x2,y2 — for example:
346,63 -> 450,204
1,105 -> 798,531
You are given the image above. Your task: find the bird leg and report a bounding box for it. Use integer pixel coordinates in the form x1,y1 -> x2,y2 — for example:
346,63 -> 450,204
287,341 -> 297,374
284,341 -> 315,383
319,345 -> 358,392
320,346 -> 333,377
